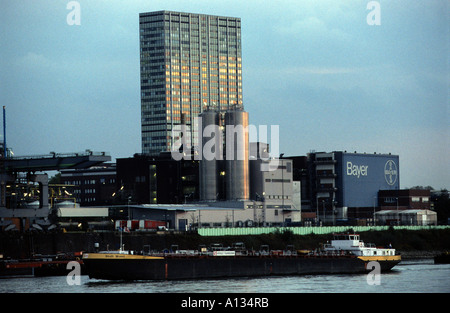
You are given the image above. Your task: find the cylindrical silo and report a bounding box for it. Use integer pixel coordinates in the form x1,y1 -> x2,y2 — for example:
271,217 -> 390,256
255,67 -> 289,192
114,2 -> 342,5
225,110 -> 249,201
199,110 -> 221,201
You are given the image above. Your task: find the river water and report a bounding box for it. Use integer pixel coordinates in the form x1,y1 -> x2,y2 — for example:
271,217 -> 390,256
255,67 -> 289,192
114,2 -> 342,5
1,259 -> 448,293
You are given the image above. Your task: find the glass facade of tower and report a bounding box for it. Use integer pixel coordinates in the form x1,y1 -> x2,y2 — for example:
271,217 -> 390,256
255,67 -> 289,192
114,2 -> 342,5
139,11 -> 243,155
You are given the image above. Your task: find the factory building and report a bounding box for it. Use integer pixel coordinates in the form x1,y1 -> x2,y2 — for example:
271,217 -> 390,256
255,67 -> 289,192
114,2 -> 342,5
60,163 -> 117,206
116,153 -> 199,205
198,108 -> 250,202
287,151 -> 400,225
114,106 -> 300,229
375,209 -> 437,226
113,153 -> 300,229
378,189 -> 431,211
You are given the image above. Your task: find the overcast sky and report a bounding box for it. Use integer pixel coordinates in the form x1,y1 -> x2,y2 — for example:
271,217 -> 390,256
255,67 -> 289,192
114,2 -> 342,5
1,0 -> 448,189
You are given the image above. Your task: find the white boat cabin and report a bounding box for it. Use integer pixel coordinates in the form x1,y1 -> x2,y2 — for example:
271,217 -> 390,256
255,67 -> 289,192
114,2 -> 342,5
324,233 -> 395,256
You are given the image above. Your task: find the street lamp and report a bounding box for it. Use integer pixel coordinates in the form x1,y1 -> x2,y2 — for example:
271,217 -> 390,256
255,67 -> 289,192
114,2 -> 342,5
322,200 -> 325,225
316,195 -> 319,226
396,197 -> 399,226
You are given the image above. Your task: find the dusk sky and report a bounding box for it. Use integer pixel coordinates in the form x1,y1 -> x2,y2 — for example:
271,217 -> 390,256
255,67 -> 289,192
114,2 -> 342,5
1,0 -> 448,189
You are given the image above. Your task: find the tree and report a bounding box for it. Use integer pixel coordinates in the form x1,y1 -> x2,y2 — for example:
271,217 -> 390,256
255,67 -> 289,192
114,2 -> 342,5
49,173 -> 61,184
432,189 -> 449,224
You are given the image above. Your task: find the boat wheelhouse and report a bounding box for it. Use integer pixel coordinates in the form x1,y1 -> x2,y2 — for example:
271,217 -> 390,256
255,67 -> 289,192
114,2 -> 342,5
324,233 -> 396,257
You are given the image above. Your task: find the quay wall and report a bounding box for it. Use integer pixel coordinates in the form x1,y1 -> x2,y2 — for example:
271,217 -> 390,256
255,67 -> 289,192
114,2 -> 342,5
0,226 -> 449,259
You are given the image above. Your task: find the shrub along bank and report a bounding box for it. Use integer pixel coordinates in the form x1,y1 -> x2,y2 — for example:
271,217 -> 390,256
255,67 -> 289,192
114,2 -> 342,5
0,228 -> 448,259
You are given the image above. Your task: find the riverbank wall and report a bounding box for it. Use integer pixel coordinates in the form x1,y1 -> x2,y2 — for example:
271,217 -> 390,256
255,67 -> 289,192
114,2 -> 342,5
1,227 -> 448,259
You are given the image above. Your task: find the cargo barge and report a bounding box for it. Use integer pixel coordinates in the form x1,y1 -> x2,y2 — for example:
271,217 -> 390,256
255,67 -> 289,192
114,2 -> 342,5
0,252 -> 84,277
83,233 -> 401,280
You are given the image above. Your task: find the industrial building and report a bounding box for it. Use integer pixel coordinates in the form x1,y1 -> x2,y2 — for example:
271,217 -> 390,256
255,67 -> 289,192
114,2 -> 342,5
378,189 -> 431,211
0,151 -> 111,231
198,108 -> 250,202
134,10 -> 301,228
2,10 -> 445,233
287,151 -> 400,225
375,209 -> 437,226
114,106 -> 301,229
60,163 -> 117,206
116,152 -> 199,205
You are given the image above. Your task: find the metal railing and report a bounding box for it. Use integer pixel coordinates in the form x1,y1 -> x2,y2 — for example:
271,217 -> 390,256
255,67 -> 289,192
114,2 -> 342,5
197,225 -> 450,236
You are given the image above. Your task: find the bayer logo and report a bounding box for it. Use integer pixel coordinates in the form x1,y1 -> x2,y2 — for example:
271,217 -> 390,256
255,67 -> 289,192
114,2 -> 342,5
384,160 -> 398,186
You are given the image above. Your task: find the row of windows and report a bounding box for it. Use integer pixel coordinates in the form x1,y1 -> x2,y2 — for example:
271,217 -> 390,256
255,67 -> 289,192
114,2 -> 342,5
166,37 -> 240,46
167,89 -> 239,97
139,15 -> 241,28
169,34 -> 240,44
143,142 -> 168,148
142,86 -> 242,97
165,28 -> 239,38
140,61 -> 241,71
267,195 -> 291,200
140,32 -> 241,43
140,50 -> 241,64
63,178 -> 116,186
264,179 -> 292,183
166,63 -> 240,71
81,197 -> 97,203
142,130 -> 166,138
141,46 -> 241,58
142,125 -> 166,132
383,197 -> 429,203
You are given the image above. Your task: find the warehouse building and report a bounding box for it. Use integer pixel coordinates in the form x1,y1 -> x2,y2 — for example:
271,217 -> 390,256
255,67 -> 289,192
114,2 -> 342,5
375,209 -> 437,226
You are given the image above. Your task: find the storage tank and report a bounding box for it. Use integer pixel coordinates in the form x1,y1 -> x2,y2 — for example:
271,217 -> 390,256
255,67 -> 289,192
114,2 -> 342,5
199,110 -> 221,201
225,110 -> 249,200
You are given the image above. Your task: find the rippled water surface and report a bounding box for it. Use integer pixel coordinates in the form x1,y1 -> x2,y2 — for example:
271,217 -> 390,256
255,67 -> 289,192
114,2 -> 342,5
1,259 -> 448,293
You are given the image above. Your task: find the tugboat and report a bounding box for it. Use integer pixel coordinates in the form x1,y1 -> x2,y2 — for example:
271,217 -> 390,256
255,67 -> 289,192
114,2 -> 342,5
83,233 -> 401,280
323,233 -> 400,272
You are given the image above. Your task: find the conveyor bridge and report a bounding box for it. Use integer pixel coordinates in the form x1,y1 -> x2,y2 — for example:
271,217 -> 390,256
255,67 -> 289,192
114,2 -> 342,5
0,151 -> 111,219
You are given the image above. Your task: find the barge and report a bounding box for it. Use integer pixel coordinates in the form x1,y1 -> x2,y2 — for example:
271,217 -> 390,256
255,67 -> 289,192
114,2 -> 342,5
82,233 -> 401,280
0,252 -> 84,277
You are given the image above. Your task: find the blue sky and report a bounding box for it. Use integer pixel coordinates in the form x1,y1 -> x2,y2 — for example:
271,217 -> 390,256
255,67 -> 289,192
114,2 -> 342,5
1,0 -> 448,189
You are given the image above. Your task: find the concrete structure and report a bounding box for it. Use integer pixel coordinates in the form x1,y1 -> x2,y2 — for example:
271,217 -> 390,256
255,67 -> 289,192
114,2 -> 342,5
139,10 -> 243,155
375,209 -> 437,226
